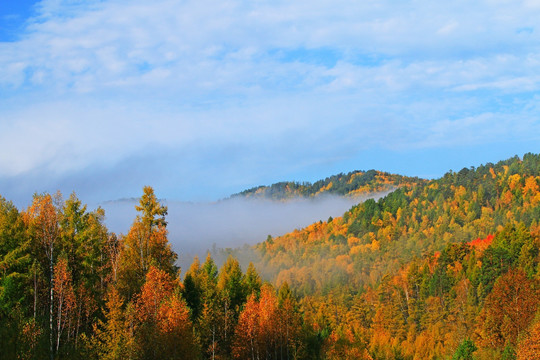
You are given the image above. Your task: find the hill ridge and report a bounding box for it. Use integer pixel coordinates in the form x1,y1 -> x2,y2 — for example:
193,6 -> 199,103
232,169 -> 424,200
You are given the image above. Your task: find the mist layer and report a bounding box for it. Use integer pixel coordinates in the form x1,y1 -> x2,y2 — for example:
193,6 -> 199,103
100,192 -> 390,256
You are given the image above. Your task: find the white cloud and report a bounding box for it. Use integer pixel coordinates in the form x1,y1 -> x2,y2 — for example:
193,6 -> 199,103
437,21 -> 459,35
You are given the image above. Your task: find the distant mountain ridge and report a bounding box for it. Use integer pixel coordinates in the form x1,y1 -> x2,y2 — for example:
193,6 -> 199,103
232,169 -> 424,200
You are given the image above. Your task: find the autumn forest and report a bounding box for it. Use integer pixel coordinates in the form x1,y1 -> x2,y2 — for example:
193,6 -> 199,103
2,153 -> 540,359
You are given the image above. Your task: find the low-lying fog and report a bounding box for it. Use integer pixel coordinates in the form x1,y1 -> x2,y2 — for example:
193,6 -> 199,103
99,192 -> 391,269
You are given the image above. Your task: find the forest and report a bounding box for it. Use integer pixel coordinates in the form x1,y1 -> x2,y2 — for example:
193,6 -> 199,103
231,170 -> 422,199
2,153 -> 540,359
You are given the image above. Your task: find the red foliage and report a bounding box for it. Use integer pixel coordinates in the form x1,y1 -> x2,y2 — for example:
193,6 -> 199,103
468,234 -> 494,251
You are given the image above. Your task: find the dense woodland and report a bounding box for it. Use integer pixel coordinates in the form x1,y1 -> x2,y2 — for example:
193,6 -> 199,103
231,170 -> 422,199
2,154 -> 540,359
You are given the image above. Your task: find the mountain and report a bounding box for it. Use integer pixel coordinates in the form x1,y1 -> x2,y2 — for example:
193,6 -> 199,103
231,169 -> 424,200
246,152 -> 540,359
254,154 -> 540,291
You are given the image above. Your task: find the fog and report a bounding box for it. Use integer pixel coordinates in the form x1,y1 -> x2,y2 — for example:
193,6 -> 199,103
99,192 -> 391,270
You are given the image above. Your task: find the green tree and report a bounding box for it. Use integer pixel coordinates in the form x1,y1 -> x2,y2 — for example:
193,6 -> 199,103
216,256 -> 246,356
60,193 -> 109,347
243,262 -> 262,298
0,196 -> 34,358
217,255 -> 246,313
452,339 -> 477,360
182,256 -> 203,322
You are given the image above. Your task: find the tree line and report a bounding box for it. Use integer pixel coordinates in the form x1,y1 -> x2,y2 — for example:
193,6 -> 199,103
0,186 -> 317,359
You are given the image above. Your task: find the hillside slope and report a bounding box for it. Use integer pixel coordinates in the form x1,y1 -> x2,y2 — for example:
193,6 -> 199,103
232,170 -> 424,200
255,154 -> 540,292
249,153 -> 540,359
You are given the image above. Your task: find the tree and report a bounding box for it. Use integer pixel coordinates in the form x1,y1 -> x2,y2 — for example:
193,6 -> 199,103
201,253 -> 218,302
25,193 -> 61,360
92,287 -> 134,360
106,233 -> 121,284
232,284 -> 280,360
135,185 -> 168,230
277,282 -> 301,359
118,187 -> 177,300
53,257 -> 76,353
516,319 -> 540,360
182,256 -> 203,322
232,293 -> 259,360
216,256 -> 246,355
217,256 -> 246,312
0,196 -> 31,309
0,196 -> 33,358
478,269 -> 538,348
135,266 -> 198,359
243,262 -> 262,298
452,339 -> 477,360
258,284 -> 279,358
193,253 -> 222,359
60,193 -> 108,346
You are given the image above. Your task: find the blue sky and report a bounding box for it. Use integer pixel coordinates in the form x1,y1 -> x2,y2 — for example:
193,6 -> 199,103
0,0 -> 39,41
1,0 -> 540,207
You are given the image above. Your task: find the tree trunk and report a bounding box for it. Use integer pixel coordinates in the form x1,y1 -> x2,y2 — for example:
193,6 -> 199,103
212,325 -> 216,360
33,264 -> 37,319
75,302 -> 82,348
56,291 -> 63,352
49,253 -> 54,360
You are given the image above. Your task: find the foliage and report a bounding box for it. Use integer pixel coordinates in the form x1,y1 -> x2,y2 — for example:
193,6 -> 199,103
452,339 -> 477,360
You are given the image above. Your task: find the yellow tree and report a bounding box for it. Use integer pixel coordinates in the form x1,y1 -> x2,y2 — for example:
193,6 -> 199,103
135,185 -> 168,230
516,319 -> 540,360
478,269 -> 538,349
232,293 -> 259,360
258,284 -> 279,357
53,257 -> 76,353
118,186 -> 177,300
232,284 -> 279,359
24,193 -> 61,360
135,266 -> 198,359
277,282 -> 301,359
92,287 -> 135,360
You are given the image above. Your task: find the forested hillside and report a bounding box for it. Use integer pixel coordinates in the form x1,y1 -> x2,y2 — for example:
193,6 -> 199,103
255,154 -> 540,292
2,154 -> 540,359
252,153 -> 540,359
232,170 -> 423,199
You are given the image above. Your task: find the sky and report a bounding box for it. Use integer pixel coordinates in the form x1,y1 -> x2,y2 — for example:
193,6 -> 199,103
1,0 -> 540,208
